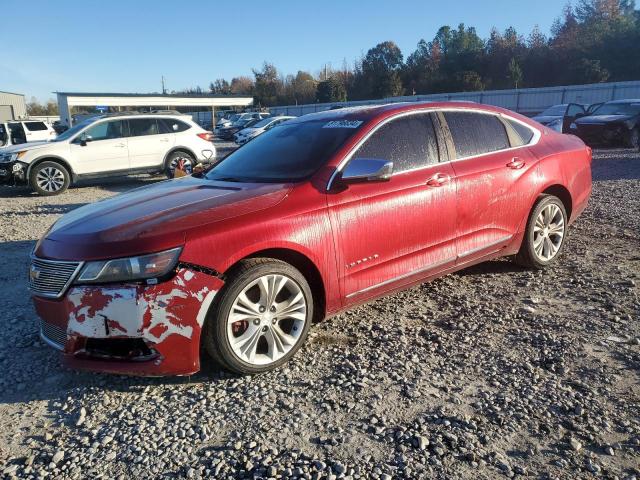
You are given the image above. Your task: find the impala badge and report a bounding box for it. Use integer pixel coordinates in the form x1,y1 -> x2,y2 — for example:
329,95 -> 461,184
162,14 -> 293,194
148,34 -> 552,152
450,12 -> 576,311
346,254 -> 379,269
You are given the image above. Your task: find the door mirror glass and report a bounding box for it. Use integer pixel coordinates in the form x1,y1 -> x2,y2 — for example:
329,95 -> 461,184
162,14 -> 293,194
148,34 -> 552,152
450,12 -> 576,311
340,158 -> 393,183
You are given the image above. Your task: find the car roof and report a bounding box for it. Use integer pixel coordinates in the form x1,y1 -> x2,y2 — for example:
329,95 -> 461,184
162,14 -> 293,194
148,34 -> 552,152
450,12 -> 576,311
605,99 -> 640,104
286,101 -> 521,125
93,112 -> 191,120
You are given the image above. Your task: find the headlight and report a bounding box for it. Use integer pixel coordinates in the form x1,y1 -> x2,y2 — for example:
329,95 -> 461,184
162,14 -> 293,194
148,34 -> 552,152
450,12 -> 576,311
5,151 -> 27,162
75,247 -> 182,284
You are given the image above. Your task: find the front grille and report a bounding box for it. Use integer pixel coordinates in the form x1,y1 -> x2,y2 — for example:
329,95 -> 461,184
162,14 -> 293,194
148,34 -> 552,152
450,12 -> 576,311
29,257 -> 83,298
40,320 -> 66,350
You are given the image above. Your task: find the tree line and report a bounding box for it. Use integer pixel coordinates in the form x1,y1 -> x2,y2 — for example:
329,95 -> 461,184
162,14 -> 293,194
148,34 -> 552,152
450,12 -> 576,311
199,0 -> 640,107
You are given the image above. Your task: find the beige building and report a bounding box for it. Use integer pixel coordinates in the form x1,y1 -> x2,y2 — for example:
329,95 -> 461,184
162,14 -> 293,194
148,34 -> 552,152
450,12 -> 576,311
0,91 -> 27,121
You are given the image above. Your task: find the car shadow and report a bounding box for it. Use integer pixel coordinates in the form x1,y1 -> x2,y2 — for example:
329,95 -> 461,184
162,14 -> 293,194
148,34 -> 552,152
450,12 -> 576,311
454,258 -> 525,277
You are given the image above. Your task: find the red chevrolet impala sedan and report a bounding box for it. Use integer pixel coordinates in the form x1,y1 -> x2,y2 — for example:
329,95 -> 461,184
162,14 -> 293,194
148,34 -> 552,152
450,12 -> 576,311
31,102 -> 592,375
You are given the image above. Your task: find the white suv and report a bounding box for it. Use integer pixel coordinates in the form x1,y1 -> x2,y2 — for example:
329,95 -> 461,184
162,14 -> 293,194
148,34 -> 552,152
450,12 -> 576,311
0,120 -> 57,147
0,113 -> 215,195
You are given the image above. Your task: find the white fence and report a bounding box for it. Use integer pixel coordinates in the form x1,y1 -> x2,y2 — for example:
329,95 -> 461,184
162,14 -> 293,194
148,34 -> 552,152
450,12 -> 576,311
269,80 -> 640,117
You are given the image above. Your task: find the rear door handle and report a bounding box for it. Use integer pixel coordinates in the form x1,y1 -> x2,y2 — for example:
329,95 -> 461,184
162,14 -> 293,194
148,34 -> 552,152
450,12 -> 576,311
507,157 -> 525,169
114,143 -> 126,148
160,138 -> 169,142
426,173 -> 450,187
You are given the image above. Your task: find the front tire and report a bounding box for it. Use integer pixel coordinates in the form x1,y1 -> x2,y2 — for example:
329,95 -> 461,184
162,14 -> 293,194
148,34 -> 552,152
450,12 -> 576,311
515,194 -> 568,269
203,258 -> 313,374
29,161 -> 70,196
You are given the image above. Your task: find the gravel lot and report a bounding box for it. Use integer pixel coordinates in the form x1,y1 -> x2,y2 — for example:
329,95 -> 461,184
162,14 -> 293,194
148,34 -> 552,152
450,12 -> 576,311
0,144 -> 638,479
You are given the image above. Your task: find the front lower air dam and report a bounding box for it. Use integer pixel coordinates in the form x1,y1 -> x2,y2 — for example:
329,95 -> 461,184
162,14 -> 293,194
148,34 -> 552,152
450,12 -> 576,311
33,267 -> 224,376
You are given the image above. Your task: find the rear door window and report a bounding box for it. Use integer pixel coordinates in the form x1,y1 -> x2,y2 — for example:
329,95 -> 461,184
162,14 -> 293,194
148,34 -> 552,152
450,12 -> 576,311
353,113 -> 440,173
129,118 -> 160,137
443,111 -> 510,158
24,121 -> 48,131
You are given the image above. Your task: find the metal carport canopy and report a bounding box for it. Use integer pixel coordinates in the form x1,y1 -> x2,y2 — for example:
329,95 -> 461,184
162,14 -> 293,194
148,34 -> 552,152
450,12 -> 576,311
56,92 -> 254,126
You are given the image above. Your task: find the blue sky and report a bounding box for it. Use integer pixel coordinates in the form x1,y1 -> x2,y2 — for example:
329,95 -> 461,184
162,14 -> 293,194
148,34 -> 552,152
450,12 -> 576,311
1,0 -> 566,101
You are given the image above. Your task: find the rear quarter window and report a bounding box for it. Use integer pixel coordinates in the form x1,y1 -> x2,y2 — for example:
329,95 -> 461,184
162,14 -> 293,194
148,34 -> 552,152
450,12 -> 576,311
160,118 -> 190,133
506,119 -> 535,145
24,121 -> 48,131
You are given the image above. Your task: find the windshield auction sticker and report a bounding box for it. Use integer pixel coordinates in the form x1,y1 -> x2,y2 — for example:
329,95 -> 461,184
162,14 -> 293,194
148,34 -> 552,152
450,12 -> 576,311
322,120 -> 363,128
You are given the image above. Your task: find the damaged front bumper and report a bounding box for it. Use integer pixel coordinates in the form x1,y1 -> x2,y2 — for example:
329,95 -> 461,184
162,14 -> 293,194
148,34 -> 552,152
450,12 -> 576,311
0,160 -> 27,185
32,267 -> 224,376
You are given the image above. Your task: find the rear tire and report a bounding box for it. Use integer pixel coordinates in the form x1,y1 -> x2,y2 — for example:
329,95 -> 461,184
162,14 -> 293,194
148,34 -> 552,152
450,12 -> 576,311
165,151 -> 195,179
627,127 -> 639,150
203,258 -> 313,375
514,194 -> 568,269
29,161 -> 70,196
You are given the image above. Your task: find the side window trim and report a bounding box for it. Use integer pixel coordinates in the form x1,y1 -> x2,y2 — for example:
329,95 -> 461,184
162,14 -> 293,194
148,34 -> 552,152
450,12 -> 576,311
327,108 -> 540,190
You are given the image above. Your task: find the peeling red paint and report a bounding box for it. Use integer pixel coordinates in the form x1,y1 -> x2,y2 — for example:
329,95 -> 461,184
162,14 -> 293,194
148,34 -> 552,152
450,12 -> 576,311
34,268 -> 223,375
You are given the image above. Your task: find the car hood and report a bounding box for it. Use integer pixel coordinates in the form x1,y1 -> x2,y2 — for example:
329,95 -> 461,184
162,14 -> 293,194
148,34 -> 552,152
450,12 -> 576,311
36,176 -> 291,260
0,141 -> 51,153
532,115 -> 561,124
575,114 -> 634,124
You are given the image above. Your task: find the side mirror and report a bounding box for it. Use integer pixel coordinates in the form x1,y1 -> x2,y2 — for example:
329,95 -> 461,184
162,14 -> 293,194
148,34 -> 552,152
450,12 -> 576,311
340,158 -> 393,184
78,133 -> 91,146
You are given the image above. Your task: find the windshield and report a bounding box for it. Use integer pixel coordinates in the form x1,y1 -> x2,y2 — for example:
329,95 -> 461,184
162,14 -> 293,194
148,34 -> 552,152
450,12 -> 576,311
540,105 -> 567,116
51,118 -> 96,142
592,102 -> 640,116
205,119 -> 362,182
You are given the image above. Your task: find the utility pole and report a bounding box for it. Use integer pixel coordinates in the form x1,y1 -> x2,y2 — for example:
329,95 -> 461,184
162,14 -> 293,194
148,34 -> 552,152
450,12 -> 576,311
161,76 -> 166,94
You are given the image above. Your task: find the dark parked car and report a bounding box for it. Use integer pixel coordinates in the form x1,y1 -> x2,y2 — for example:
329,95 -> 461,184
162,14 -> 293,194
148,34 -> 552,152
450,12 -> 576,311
569,99 -> 640,149
532,103 -> 587,133
217,118 -> 260,140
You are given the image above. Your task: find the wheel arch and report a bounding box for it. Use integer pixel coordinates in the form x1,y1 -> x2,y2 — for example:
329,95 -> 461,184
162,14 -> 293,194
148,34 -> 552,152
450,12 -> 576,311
163,147 -> 197,168
27,156 -> 76,182
539,183 -> 573,219
223,247 -> 327,323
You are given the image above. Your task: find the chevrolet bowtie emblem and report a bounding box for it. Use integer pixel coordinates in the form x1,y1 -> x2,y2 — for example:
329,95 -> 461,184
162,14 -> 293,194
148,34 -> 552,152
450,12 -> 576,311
29,265 -> 41,281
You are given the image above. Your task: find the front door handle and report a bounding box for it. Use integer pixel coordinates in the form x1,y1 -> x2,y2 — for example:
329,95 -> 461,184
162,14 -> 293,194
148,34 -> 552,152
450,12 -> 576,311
507,157 -> 525,169
426,173 -> 450,187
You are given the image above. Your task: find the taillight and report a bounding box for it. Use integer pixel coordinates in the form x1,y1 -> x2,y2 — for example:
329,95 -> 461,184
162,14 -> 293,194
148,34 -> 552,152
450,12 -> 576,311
197,132 -> 214,142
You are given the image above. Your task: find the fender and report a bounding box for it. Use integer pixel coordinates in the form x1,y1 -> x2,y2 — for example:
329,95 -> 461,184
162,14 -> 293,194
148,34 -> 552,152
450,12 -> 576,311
27,155 -> 77,181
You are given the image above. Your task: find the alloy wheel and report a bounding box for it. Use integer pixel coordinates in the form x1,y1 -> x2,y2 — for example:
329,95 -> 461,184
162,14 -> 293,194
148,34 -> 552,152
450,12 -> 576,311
532,203 -> 565,261
170,156 -> 193,175
36,166 -> 65,193
226,274 -> 307,366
